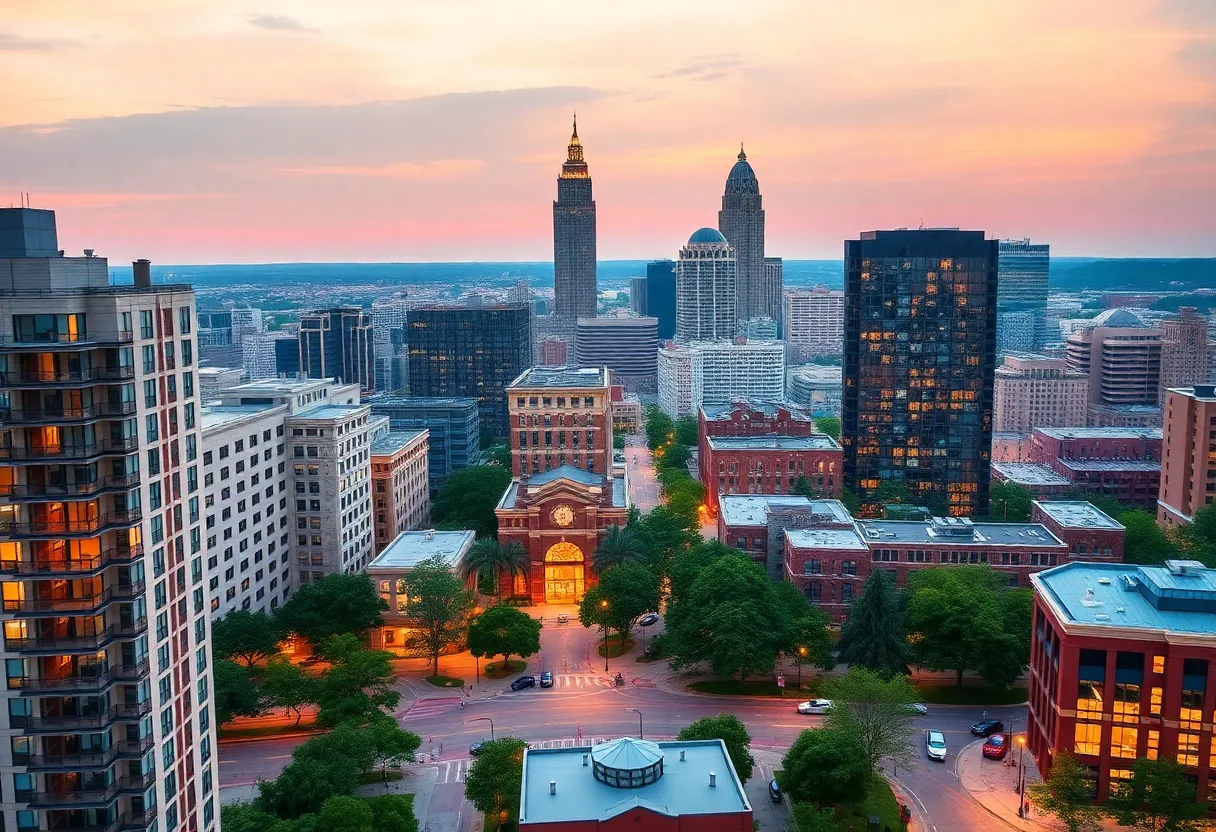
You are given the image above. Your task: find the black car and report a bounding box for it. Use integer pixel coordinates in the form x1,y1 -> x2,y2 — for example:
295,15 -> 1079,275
971,719 -> 1005,737
510,675 -> 537,691
469,741 -> 487,756
768,780 -> 783,804
639,612 -> 660,627
540,671 -> 554,688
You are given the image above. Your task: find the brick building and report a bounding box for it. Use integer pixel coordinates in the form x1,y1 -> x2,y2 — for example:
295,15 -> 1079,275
698,401 -> 816,438
1159,385 -> 1216,527
1028,559 -> 1216,804
1023,426 -> 1162,507
371,430 -> 431,554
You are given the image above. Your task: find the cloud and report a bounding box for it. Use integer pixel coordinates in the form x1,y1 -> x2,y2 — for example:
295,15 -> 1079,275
247,13 -> 315,33
652,54 -> 755,82
0,33 -> 78,51
279,159 -> 487,178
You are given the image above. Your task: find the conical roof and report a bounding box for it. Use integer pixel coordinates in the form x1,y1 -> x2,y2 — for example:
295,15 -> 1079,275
591,737 -> 663,770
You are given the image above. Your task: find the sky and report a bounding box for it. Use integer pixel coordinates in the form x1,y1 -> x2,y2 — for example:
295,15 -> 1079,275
0,0 -> 1213,264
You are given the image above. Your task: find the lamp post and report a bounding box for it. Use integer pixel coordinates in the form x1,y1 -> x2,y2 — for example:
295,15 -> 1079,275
797,646 -> 807,690
465,716 -> 495,741
625,707 -> 643,739
601,599 -> 610,673
1016,735 -> 1026,818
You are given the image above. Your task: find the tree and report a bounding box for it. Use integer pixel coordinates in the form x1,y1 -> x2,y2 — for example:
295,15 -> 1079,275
988,480 -> 1033,522
905,566 -> 1031,688
214,659 -> 261,725
261,657 -> 317,726
366,794 -> 419,832
778,727 -> 871,807
592,524 -> 648,573
276,573 -> 386,647
658,440 -> 691,472
461,538 -> 529,600
400,556 -> 475,677
773,581 -> 835,676
644,407 -> 675,452
484,443 -> 510,468
579,564 -> 660,641
674,415 -> 699,447
633,505 -> 699,575
212,610 -> 282,668
363,717 -> 422,782
221,804 -> 278,832
1119,509 -> 1182,565
314,634 -> 400,727
260,754 -> 360,819
613,434 -> 626,450
431,465 -> 513,538
839,486 -> 861,514
677,714 -> 754,782
790,804 -> 841,832
463,737 -> 527,826
479,424 -> 497,450
1108,757 -> 1205,832
466,604 -> 542,665
813,416 -> 840,440
823,667 -> 920,771
1028,751 -> 1103,832
835,570 -> 908,677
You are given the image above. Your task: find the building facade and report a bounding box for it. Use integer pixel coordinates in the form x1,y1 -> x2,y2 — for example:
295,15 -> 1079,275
843,229 -> 999,517
645,260 -> 677,341
657,340 -> 784,418
759,257 -> 783,333
0,210 -> 218,832
1158,385 -> 1216,526
368,397 -> 482,495
407,304 -> 531,435
675,229 -> 736,343
574,317 -> 659,393
698,401 -> 817,439
508,368 -> 613,479
1160,308 -> 1210,402
996,238 -> 1050,353
628,277 -> 647,316
367,530 -> 473,654
786,365 -> 843,418
783,287 -> 845,360
539,337 -> 568,367
298,307 -> 374,394
553,118 -> 597,321
609,385 -> 643,435
699,434 -> 843,517
993,353 -> 1090,433
371,294 -> 409,393
717,146 -> 766,326
371,430 -> 431,554
1065,309 -> 1162,425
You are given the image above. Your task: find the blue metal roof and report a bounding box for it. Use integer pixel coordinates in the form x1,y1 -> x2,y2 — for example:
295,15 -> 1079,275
529,465 -> 603,486
687,227 -> 727,245
1034,561 -> 1216,635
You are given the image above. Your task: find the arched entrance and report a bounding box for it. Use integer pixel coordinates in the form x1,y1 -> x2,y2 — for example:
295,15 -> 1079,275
544,541 -> 585,604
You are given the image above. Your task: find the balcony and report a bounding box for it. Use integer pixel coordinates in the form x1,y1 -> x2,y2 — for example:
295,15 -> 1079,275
1,546 -> 143,577
2,582 -> 146,614
120,809 -> 159,831
18,780 -> 123,808
0,401 -> 138,426
14,661 -> 150,696
0,331 -> 133,350
0,437 -> 140,463
21,736 -> 152,771
0,366 -> 137,388
0,474 -> 141,501
14,700 -> 152,732
0,511 -> 143,539
5,619 -> 148,654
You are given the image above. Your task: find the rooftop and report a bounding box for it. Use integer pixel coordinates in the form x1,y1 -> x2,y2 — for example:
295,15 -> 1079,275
706,435 -> 841,451
786,527 -> 869,551
687,227 -> 729,245
1087,308 -> 1152,329
1055,459 -> 1162,473
225,378 -> 333,395
509,367 -> 608,389
292,404 -> 367,422
370,396 -> 480,410
201,404 -> 279,433
700,401 -> 813,421
367,529 -> 474,571
1035,427 -> 1162,441
718,495 -> 852,527
520,738 -> 750,826
1166,385 -> 1216,402
788,365 -> 843,382
370,430 -> 427,456
1034,561 -> 1216,636
529,465 -> 604,487
198,366 -> 242,377
1033,501 -> 1124,530
992,463 -> 1072,487
858,517 -> 1065,548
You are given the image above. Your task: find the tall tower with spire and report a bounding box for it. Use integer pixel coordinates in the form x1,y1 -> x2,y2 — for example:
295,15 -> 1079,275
553,116 -> 598,320
718,144 -> 770,327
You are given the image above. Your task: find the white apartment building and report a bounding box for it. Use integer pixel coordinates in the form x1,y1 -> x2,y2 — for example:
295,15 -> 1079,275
675,228 -> 736,342
657,339 -> 784,417
198,366 -> 244,400
371,431 -> 431,554
0,209 -> 219,832
783,286 -> 844,360
993,353 -> 1089,433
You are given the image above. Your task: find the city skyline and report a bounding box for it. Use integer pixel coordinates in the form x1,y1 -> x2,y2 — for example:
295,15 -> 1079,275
0,1 -> 1213,263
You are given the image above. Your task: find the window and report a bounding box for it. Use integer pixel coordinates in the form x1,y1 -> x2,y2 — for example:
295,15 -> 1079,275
180,306 -> 192,334
1152,655 -> 1165,674
141,310 -> 154,339
1147,729 -> 1159,760
1110,726 -> 1138,759
146,413 -> 159,442
1178,732 -> 1200,766
1073,722 -> 1101,756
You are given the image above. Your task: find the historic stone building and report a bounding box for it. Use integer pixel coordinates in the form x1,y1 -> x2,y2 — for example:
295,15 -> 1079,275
553,118 -> 598,321
718,146 -> 772,326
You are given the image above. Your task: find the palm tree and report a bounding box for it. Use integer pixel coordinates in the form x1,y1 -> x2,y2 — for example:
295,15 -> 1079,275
592,524 -> 646,574
462,538 -> 530,600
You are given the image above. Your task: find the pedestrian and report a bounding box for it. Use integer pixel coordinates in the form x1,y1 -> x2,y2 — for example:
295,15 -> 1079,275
982,710 -> 987,721
460,699 -> 465,710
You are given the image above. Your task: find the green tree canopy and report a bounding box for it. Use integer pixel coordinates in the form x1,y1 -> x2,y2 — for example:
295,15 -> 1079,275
778,727 -> 871,808
214,659 -> 261,725
1108,757 -> 1205,832
261,657 -> 317,726
484,443 -> 510,468
823,667 -> 921,771
790,804 -> 841,832
644,407 -> 675,451
674,415 -> 699,447
835,569 -> 908,677
592,524 -> 648,573
1028,751 -> 1103,832
314,634 -> 400,727
400,556 -> 475,677
632,505 -> 700,576
466,604 -> 542,664
212,610 -> 282,668
276,573 -> 386,647
1119,509 -> 1183,565
812,416 -> 841,440
464,738 -> 528,825
461,538 -> 528,600
657,440 -> 692,472
773,581 -> 835,673
988,479 -> 1033,522
677,714 -> 754,782
579,564 -> 660,639
431,465 -> 513,538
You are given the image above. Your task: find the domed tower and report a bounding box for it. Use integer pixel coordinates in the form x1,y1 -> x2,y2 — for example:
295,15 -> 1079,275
718,145 -> 768,327
553,115 -> 598,320
675,227 -> 736,342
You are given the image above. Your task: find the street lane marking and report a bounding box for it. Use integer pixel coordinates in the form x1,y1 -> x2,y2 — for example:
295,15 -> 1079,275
267,755 -> 291,759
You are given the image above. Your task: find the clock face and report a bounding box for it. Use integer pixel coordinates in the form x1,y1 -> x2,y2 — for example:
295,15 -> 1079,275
551,505 -> 576,527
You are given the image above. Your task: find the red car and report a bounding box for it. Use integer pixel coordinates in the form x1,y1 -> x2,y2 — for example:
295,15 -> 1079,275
982,733 -> 1009,760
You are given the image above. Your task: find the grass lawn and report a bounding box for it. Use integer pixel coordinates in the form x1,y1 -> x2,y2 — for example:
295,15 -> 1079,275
425,674 -> 466,688
916,682 -> 1028,706
687,678 -> 822,698
596,636 -> 635,658
837,775 -> 904,831
484,660 -> 527,679
357,769 -> 404,784
218,722 -> 319,740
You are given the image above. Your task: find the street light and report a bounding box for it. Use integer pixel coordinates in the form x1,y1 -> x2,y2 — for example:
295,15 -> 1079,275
797,646 -> 807,691
600,599 -> 610,672
625,707 -> 643,739
1016,735 -> 1027,818
465,716 -> 495,742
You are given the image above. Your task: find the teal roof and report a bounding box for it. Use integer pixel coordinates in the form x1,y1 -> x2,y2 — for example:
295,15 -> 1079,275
592,737 -> 663,769
688,227 -> 727,245
529,465 -> 603,486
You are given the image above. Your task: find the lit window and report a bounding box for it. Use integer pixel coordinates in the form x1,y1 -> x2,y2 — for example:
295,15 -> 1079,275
1178,732 -> 1200,767
1073,723 -> 1101,756
1152,655 -> 1165,674
1110,727 -> 1137,760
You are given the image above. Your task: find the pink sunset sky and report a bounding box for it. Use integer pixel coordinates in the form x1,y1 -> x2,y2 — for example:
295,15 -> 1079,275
1,0 -> 1213,264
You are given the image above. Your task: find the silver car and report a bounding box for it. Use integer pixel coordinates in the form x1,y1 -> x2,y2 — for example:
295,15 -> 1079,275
925,729 -> 947,761
796,698 -> 834,715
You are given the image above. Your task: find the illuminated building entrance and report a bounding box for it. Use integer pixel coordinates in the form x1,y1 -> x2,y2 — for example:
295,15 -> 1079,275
544,541 -> 585,604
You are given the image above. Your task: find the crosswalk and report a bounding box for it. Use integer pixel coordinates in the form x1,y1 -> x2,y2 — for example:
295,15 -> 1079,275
400,696 -> 462,721
549,674 -> 616,689
437,759 -> 469,784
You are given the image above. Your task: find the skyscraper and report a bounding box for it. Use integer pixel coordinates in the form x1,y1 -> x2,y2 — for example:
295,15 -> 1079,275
1160,307 -> 1210,401
843,229 -> 999,517
718,145 -> 765,325
575,316 -> 659,393
675,228 -> 736,342
629,277 -> 648,316
1158,384 -> 1216,526
996,239 -> 1050,353
371,294 -> 409,392
298,307 -> 374,394
0,208 -> 218,832
553,117 -> 597,320
645,260 -> 677,341
784,286 -> 845,360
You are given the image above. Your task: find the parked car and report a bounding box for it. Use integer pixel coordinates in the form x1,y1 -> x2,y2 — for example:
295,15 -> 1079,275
768,779 -> 783,804
925,730 -> 948,761
556,614 -> 569,625
982,733 -> 1009,760
639,613 -> 660,627
469,741 -> 487,756
510,675 -> 537,691
904,703 -> 928,715
796,698 -> 834,715
971,719 -> 1004,737
540,671 -> 554,688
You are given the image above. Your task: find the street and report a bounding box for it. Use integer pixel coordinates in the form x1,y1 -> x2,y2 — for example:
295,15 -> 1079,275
624,436 -> 661,512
